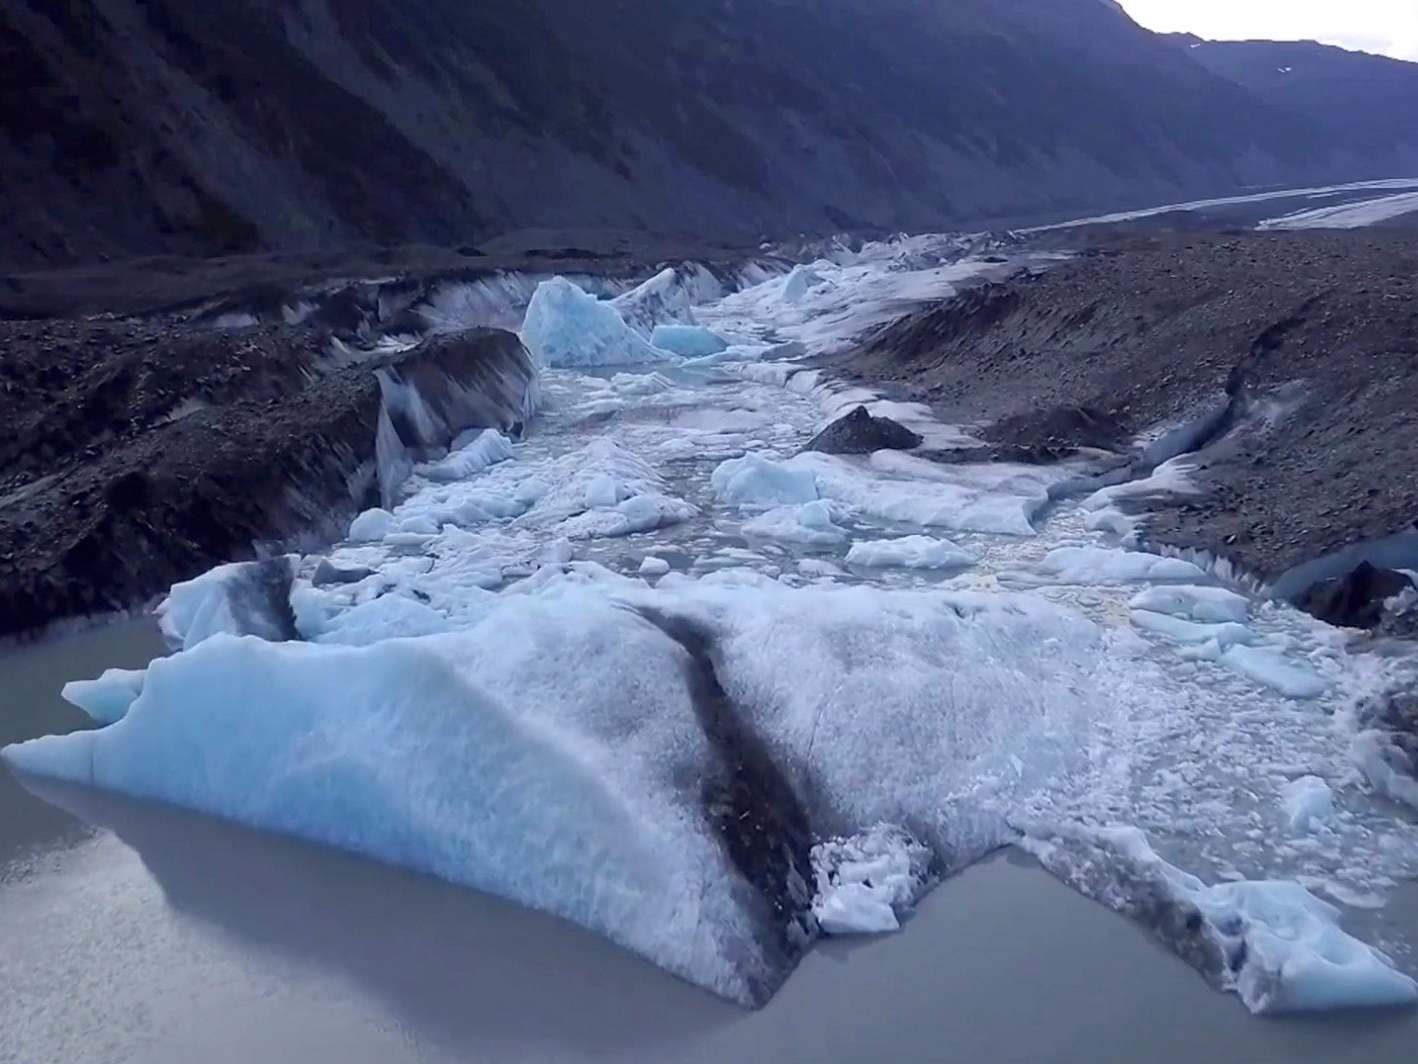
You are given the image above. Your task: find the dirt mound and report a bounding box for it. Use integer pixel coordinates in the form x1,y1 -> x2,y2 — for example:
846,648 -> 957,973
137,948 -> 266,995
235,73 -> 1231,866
834,229 -> 1418,602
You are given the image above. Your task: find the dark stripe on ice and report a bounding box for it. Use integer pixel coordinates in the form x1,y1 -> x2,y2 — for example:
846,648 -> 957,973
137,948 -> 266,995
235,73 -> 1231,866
628,606 -> 816,1005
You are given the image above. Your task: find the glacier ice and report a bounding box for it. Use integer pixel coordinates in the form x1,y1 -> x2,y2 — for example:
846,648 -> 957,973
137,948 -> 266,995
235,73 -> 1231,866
740,501 -> 847,545
521,277 -> 666,367
412,429 -> 514,484
711,455 -> 820,508
1019,547 -> 1208,586
348,508 -> 396,543
1129,609 -> 1254,648
639,555 -> 671,577
1020,824 -> 1418,1013
61,667 -> 146,725
4,578 -> 1122,1007
1221,644 -> 1329,700
1282,776 -> 1335,832
846,535 -> 976,571
650,324 -> 729,357
1129,584 -> 1250,624
793,452 -> 1044,536
2,602 -> 791,1007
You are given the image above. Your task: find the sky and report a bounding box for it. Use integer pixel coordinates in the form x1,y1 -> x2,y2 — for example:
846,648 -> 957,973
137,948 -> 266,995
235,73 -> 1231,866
1117,1 -> 1418,62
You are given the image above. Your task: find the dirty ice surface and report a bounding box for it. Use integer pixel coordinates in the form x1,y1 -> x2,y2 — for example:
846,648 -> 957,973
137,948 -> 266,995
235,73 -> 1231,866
6,237 -> 1417,1015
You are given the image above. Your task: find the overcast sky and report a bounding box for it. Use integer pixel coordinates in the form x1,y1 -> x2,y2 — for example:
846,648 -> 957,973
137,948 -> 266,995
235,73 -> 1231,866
1118,1 -> 1418,61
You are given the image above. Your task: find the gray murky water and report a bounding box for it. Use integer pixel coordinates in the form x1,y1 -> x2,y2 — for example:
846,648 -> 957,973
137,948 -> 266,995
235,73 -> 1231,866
2,619 -> 1415,1063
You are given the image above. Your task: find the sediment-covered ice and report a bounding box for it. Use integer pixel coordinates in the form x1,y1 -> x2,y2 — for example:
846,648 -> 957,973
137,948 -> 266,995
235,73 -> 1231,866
521,277 -> 667,367
1020,824 -> 1418,1013
846,536 -> 976,571
156,556 -> 298,651
610,267 -> 700,337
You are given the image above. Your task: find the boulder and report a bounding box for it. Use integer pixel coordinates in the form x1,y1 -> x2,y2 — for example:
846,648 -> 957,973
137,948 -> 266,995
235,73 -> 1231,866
804,406 -> 923,456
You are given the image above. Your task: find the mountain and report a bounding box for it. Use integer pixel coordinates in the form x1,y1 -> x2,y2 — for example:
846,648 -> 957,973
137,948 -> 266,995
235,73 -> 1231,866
4,0 -> 1418,268
1166,34 -> 1418,161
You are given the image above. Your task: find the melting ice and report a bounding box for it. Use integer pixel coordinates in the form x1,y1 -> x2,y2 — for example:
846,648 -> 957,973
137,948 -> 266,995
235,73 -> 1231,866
6,244 -> 1417,1014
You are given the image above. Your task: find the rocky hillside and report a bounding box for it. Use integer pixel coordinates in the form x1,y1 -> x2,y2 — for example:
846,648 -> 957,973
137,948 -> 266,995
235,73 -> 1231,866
5,0 -> 1418,268
836,229 -> 1418,603
1167,34 -> 1418,163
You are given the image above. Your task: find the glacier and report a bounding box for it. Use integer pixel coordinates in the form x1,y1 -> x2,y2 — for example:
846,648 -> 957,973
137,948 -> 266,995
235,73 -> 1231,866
7,231 -> 1418,1019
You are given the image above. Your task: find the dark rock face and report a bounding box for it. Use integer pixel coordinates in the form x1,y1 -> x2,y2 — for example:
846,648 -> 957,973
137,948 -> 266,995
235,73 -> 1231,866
804,406 -> 923,455
1168,35 -> 1418,159
1299,563 -> 1416,631
4,0 -> 1418,269
0,320 -> 536,639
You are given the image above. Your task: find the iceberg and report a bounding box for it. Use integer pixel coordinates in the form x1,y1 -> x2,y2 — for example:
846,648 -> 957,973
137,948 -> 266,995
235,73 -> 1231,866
5,578 -> 1119,1007
1020,824 -> 1417,1013
521,277 -> 667,367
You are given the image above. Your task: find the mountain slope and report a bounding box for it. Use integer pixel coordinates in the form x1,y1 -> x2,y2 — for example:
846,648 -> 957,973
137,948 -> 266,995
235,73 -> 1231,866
1167,34 -> 1418,160
3,0 -> 1417,268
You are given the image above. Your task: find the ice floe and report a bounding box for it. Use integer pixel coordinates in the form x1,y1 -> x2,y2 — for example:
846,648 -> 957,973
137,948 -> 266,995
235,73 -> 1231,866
1019,824 -> 1417,1013
845,535 -> 976,571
